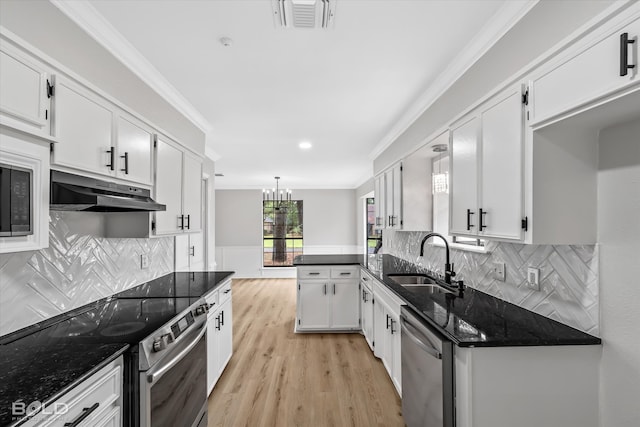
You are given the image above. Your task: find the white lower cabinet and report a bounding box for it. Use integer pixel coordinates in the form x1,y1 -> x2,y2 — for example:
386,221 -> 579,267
360,270 -> 374,351
206,280 -> 233,395
455,345 -> 600,427
22,357 -> 123,427
175,232 -> 204,272
372,278 -> 403,396
296,266 -> 360,332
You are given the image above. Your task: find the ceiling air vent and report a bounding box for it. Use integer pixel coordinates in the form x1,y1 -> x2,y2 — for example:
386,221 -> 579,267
272,0 -> 336,29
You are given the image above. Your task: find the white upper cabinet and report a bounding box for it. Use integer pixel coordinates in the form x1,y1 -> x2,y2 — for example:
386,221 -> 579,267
449,116 -> 479,236
51,75 -> 155,187
0,41 -> 51,136
530,10 -> 640,125
375,161 -> 402,230
154,137 -> 202,235
52,74 -> 115,177
182,151 -> 203,232
479,86 -> 524,240
115,113 -> 153,186
374,174 -> 385,229
450,84 -> 525,241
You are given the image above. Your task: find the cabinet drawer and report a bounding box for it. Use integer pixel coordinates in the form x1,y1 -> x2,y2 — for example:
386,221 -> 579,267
205,289 -> 219,311
218,280 -> 232,305
39,359 -> 122,427
297,267 -> 330,279
330,267 -> 359,279
360,268 -> 374,290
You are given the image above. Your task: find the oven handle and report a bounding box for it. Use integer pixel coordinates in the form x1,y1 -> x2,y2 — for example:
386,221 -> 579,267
146,324 -> 206,384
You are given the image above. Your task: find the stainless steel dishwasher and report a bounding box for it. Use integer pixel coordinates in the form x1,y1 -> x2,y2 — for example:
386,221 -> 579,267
400,306 -> 454,427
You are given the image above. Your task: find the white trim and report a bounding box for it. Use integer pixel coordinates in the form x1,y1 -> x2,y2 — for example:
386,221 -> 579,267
49,0 -> 213,136
205,145 -> 220,162
368,0 -> 539,161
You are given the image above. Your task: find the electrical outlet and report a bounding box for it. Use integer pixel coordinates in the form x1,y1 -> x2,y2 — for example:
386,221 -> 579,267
492,262 -> 506,281
140,254 -> 150,269
527,267 -> 540,291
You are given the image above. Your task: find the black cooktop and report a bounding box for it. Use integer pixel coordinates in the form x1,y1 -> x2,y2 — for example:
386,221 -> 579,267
0,271 -> 233,427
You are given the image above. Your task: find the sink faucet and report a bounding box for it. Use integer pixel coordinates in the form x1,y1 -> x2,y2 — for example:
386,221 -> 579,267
419,232 -> 456,286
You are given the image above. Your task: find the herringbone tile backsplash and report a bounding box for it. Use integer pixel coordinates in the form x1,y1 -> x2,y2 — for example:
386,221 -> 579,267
384,230 -> 599,335
0,212 -> 174,336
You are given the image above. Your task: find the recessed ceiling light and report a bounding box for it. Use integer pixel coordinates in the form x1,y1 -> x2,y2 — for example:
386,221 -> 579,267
219,37 -> 233,47
299,141 -> 312,150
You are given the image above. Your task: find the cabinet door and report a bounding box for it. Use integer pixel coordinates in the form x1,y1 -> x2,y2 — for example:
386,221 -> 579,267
331,280 -> 360,329
174,234 -> 190,272
189,232 -> 205,271
382,306 -> 394,379
115,113 -> 153,185
391,312 -> 402,395
52,75 -> 114,176
373,294 -> 386,358
391,163 -> 402,229
298,281 -> 330,329
362,287 -> 374,351
480,87 -> 524,240
154,138 -> 183,235
374,174 -> 385,229
449,116 -> 479,236
207,311 -> 220,395
532,16 -> 640,123
385,169 -> 394,229
219,298 -> 233,372
0,44 -> 49,133
182,152 -> 202,232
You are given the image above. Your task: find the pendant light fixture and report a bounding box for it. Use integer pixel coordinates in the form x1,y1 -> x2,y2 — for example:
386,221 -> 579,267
431,144 -> 449,194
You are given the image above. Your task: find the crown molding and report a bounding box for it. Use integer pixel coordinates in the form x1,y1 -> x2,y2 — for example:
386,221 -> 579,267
368,0 -> 538,161
50,0 -> 213,137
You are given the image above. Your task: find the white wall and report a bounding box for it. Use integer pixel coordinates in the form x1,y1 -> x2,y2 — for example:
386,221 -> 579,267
597,119 -> 640,427
215,189 -> 359,277
0,0 -> 205,153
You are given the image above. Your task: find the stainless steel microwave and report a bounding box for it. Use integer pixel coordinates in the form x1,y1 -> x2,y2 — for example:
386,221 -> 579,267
0,163 -> 33,237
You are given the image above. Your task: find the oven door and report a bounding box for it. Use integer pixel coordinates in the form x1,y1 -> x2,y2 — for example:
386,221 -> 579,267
140,324 -> 207,427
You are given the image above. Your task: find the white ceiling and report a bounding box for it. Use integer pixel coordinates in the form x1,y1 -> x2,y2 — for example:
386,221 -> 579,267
71,0 -> 528,189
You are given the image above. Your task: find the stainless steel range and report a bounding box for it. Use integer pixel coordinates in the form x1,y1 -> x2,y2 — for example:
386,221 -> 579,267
136,297 -> 210,427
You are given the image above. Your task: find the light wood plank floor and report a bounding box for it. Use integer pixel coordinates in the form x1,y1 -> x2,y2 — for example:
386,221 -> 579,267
207,278 -> 404,427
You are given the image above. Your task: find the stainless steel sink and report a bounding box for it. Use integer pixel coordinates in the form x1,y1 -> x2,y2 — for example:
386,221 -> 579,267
387,274 -> 437,285
387,274 -> 452,294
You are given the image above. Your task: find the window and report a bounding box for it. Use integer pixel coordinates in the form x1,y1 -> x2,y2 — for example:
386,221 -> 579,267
366,198 -> 382,254
263,200 -> 303,267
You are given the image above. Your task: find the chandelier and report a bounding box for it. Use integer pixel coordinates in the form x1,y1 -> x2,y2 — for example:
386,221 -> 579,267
263,176 -> 291,203
431,144 -> 449,194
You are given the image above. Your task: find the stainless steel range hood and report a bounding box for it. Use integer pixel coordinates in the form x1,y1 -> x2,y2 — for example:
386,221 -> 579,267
50,170 -> 165,212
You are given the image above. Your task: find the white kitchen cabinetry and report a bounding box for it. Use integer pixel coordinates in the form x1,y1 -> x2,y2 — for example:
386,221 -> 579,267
51,76 -> 153,186
530,10 -> 640,126
455,345 -> 600,427
115,112 -> 153,186
449,84 -> 525,241
296,266 -> 360,332
154,137 -> 203,235
51,74 -> 115,178
373,174 -> 385,230
21,357 -> 123,427
206,280 -> 233,395
175,232 -> 204,272
374,161 -> 402,230
0,39 -> 51,136
372,278 -> 403,396
360,269 -> 374,351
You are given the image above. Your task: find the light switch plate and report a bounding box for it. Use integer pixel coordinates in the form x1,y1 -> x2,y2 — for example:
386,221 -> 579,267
492,262 -> 506,282
527,267 -> 540,291
140,254 -> 150,269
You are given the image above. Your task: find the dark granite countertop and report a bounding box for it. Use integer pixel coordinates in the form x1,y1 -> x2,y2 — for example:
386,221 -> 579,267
0,271 -> 234,427
294,254 -> 601,348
